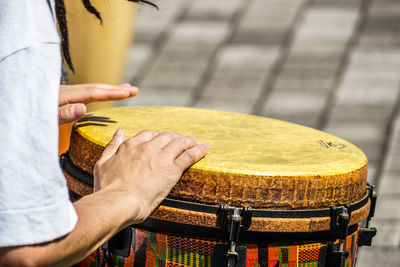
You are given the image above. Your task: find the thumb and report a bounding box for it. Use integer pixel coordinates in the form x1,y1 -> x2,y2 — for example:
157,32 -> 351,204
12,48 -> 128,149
98,129 -> 126,164
58,103 -> 86,124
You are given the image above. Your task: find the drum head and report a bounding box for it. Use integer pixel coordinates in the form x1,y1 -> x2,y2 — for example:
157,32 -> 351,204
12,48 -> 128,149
69,106 -> 367,210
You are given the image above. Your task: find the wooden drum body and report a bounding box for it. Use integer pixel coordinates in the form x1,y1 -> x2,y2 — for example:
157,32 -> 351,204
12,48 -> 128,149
61,106 -> 377,267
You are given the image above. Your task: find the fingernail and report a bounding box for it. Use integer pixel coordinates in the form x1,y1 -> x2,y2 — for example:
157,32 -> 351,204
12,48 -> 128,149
120,83 -> 132,88
201,143 -> 210,150
129,87 -> 139,95
115,129 -> 123,138
73,104 -> 86,117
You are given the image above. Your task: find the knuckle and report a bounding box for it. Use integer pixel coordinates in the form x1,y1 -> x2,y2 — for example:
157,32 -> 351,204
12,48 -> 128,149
175,135 -> 186,143
106,139 -> 117,149
166,132 -> 178,138
159,131 -> 172,138
87,87 -> 97,97
186,136 -> 197,145
139,130 -> 155,138
186,149 -> 197,161
124,138 -> 136,148
140,142 -> 154,153
86,83 -> 101,89
94,161 -> 103,175
61,106 -> 69,117
59,106 -> 72,121
58,107 -> 63,119
139,130 -> 152,135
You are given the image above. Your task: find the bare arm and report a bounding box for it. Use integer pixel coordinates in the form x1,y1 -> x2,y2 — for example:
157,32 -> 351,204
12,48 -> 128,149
0,190 -> 138,267
0,130 -> 209,267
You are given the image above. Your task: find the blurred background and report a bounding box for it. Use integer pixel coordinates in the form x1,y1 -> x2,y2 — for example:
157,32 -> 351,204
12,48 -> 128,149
66,0 -> 400,265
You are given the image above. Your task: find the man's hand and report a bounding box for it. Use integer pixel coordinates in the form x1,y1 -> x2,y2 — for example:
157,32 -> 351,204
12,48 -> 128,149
94,129 -> 210,224
58,83 -> 138,124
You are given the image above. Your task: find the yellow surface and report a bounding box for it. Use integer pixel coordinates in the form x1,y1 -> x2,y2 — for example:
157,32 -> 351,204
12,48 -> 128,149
59,122 -> 73,155
64,0 -> 137,111
76,106 -> 368,178
59,0 -> 137,153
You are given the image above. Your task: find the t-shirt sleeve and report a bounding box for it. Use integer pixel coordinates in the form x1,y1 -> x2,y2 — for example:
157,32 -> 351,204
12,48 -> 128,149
0,43 -> 78,247
0,0 -> 78,247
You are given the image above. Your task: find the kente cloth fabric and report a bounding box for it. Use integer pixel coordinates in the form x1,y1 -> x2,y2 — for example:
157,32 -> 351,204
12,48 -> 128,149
78,229 -> 358,267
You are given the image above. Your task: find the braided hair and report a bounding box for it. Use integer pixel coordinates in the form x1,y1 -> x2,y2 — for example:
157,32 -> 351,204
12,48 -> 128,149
55,0 -> 157,73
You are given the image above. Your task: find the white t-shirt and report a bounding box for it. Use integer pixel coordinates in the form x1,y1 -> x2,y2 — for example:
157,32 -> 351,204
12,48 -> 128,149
0,0 -> 78,246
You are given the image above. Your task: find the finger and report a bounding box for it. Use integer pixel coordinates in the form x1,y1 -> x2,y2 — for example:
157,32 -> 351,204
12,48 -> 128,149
59,84 -> 138,106
175,143 -> 210,170
148,132 -> 182,150
58,103 -> 86,124
162,136 -> 198,158
125,130 -> 160,147
77,83 -> 132,89
61,83 -> 136,91
118,83 -> 133,88
98,129 -> 126,163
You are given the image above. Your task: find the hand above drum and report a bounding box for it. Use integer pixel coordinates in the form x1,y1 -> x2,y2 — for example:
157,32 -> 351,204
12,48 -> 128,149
94,129 -> 210,224
58,83 -> 138,124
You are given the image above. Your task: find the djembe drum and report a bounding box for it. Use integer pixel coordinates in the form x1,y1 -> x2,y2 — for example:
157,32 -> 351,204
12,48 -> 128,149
61,106 -> 377,267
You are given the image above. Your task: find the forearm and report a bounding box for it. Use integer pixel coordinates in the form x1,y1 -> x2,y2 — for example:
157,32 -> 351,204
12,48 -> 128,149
0,189 -> 138,267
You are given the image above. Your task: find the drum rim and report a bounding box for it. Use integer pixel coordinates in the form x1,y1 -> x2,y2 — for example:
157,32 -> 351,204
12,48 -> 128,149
134,217 -> 360,244
62,152 -> 370,219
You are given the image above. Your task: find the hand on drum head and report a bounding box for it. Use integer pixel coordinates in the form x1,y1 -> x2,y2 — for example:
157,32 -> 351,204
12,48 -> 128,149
93,129 -> 210,224
58,83 -> 138,124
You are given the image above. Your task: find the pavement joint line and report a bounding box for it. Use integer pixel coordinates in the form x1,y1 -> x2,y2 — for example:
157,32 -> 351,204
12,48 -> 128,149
251,0 -> 314,116
375,83 -> 400,191
317,0 -> 371,131
187,0 -> 253,107
129,1 -> 194,86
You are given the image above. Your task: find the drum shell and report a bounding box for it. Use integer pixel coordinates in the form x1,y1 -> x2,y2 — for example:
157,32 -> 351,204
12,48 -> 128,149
76,228 -> 359,267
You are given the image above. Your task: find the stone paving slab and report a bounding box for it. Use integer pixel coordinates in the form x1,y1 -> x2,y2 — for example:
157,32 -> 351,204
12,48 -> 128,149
184,0 -> 243,21
378,171 -> 400,195
375,195 -> 400,219
288,44 -> 347,62
273,78 -> 336,93
140,64 -> 205,89
367,218 -> 400,247
200,76 -> 265,101
358,247 -> 400,266
122,44 -> 152,83
234,0 -> 304,45
368,0 -> 400,18
162,21 -> 230,54
313,0 -> 362,8
134,0 -> 189,43
262,91 -> 327,128
328,105 -> 394,126
212,45 -> 279,77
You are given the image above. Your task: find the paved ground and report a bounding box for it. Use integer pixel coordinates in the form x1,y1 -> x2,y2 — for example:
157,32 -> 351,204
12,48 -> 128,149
120,0 -> 400,265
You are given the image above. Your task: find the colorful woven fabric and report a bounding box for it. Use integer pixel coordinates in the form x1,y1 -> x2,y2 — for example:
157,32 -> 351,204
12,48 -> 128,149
77,229 -> 358,267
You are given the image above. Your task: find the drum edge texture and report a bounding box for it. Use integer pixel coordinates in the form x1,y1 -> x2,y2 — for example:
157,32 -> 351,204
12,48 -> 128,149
69,129 -> 367,209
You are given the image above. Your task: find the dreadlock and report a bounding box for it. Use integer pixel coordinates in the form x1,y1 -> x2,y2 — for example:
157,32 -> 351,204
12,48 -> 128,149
55,0 -> 158,73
